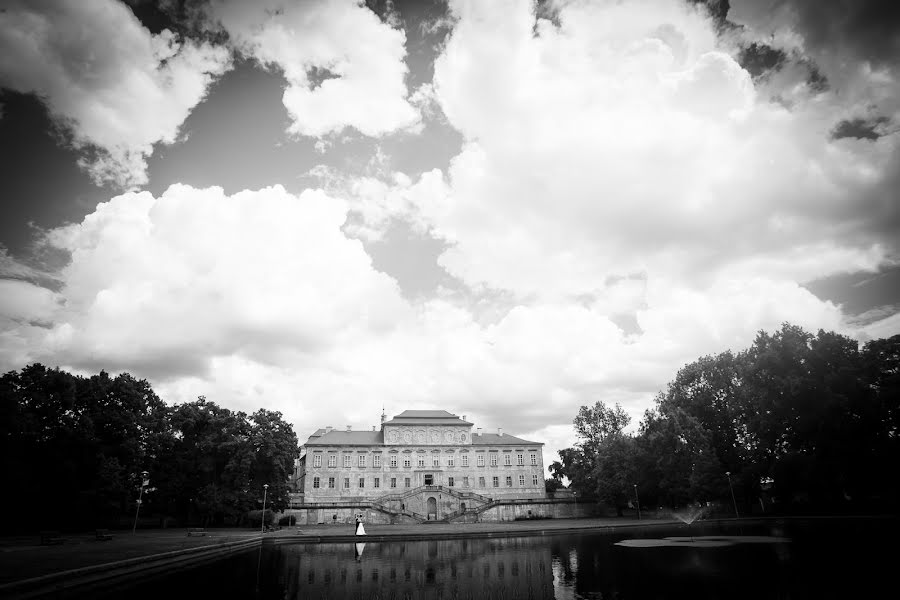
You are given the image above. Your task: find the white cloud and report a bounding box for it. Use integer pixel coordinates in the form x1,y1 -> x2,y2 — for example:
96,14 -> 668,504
405,0 -> 899,298
206,0 -> 420,138
0,0 -> 231,188
36,183 -> 410,376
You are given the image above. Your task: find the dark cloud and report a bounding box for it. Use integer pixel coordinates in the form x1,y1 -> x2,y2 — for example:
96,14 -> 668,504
737,42 -> 787,79
831,116 -> 891,141
688,0 -> 731,27
772,0 -> 900,66
805,63 -> 829,92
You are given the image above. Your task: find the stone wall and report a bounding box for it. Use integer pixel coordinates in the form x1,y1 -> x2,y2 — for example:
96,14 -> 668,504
476,500 -> 600,522
284,506 -> 419,526
284,499 -> 600,526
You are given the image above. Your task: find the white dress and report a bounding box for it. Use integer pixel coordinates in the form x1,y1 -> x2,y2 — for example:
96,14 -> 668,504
355,521 -> 366,535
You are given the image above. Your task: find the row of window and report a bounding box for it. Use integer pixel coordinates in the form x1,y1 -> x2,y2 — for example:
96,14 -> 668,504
312,453 -> 539,468
311,474 -> 541,489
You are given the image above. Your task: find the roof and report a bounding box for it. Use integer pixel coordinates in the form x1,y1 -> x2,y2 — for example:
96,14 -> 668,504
471,433 -> 542,446
382,409 -> 472,425
305,430 -> 384,446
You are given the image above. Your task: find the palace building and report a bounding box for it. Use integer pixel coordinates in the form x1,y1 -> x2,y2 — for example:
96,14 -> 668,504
294,409 -> 548,523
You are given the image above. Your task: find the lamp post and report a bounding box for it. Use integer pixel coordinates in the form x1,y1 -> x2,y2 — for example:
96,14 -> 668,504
261,484 -> 269,533
132,471 -> 149,535
726,471 -> 739,518
633,484 -> 641,520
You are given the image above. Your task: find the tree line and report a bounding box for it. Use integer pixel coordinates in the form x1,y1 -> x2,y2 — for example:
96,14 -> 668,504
0,364 -> 299,532
550,324 -> 899,515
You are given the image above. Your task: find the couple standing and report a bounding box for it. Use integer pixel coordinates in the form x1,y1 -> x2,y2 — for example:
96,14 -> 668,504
355,515 -> 366,535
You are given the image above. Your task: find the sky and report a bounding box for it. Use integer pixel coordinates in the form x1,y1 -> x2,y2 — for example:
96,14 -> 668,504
1,0 -> 899,470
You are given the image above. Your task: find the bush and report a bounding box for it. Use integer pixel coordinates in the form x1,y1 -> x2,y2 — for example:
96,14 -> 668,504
278,514 -> 296,526
247,509 -> 274,528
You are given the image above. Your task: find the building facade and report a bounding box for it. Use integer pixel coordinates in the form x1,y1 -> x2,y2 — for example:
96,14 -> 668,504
295,410 -> 546,522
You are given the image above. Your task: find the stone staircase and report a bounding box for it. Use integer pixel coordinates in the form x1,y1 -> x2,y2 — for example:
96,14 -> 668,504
373,485 -> 495,523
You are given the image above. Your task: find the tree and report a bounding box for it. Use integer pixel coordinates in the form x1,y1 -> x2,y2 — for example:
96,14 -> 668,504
545,478 -> 564,493
554,401 -> 638,515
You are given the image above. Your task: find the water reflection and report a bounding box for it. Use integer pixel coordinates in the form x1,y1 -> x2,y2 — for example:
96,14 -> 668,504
89,520 -> 896,600
274,536 -> 555,599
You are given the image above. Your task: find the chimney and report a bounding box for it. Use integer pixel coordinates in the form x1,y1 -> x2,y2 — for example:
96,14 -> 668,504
498,428 -> 503,437
462,415 -> 467,422
325,426 -> 333,433
347,425 -> 352,432
477,427 -> 482,436
372,425 -> 376,431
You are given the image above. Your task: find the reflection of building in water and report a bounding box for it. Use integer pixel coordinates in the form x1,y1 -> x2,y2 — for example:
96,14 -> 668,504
276,537 -> 555,600
292,409 -> 550,524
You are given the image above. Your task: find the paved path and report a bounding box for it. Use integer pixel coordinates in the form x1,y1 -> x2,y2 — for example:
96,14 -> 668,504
280,517 -> 683,541
0,518 -> 686,584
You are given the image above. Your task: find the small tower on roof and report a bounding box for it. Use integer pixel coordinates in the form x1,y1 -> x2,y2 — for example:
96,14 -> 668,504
381,406 -> 386,425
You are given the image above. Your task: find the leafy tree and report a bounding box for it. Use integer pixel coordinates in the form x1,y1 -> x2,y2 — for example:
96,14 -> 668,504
545,478 -> 564,493
554,401 -> 637,515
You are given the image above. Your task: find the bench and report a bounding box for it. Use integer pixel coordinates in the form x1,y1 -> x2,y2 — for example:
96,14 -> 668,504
95,528 -> 113,541
187,527 -> 207,537
40,531 -> 65,545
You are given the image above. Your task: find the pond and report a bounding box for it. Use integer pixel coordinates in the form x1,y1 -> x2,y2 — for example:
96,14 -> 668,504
92,519 -> 894,599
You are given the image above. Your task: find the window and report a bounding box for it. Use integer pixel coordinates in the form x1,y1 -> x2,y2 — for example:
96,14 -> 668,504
328,455 -> 337,468
448,477 -> 455,487
343,455 -> 351,468
374,478 -> 380,488
462,455 -> 469,467
391,455 -> 398,467
530,454 -> 537,466
492,476 -> 499,488
517,454 -> 524,466
479,477 -> 486,487
424,474 -> 433,485
463,476 -> 469,487
418,457 -> 425,467
432,456 -> 440,467
343,478 -> 350,489
313,476 -> 320,488
506,476 -> 512,487
519,475 -> 525,486
447,457 -> 455,467
328,477 -> 335,488
404,457 -> 411,468
504,454 -> 512,466
390,477 -> 397,488
477,455 -> 485,467
358,455 -> 366,468
532,475 -> 539,486
404,477 -> 411,488
490,455 -> 498,467
374,455 -> 382,468
359,478 -> 365,488
313,454 -> 322,468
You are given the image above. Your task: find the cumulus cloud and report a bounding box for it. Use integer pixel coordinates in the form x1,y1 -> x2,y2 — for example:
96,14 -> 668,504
33,184 -> 410,377
394,0 -> 900,298
205,0 -> 420,138
0,0 -> 231,189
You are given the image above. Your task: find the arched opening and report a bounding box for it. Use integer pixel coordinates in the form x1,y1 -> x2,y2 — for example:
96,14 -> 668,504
460,502 -> 466,512
427,496 -> 437,519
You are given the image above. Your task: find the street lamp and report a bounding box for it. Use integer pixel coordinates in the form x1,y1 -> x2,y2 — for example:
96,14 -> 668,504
726,471 -> 739,518
261,484 -> 269,533
633,484 -> 641,520
132,471 -> 150,535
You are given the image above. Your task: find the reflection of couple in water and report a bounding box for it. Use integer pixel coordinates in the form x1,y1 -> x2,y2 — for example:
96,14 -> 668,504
355,515 -> 366,561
